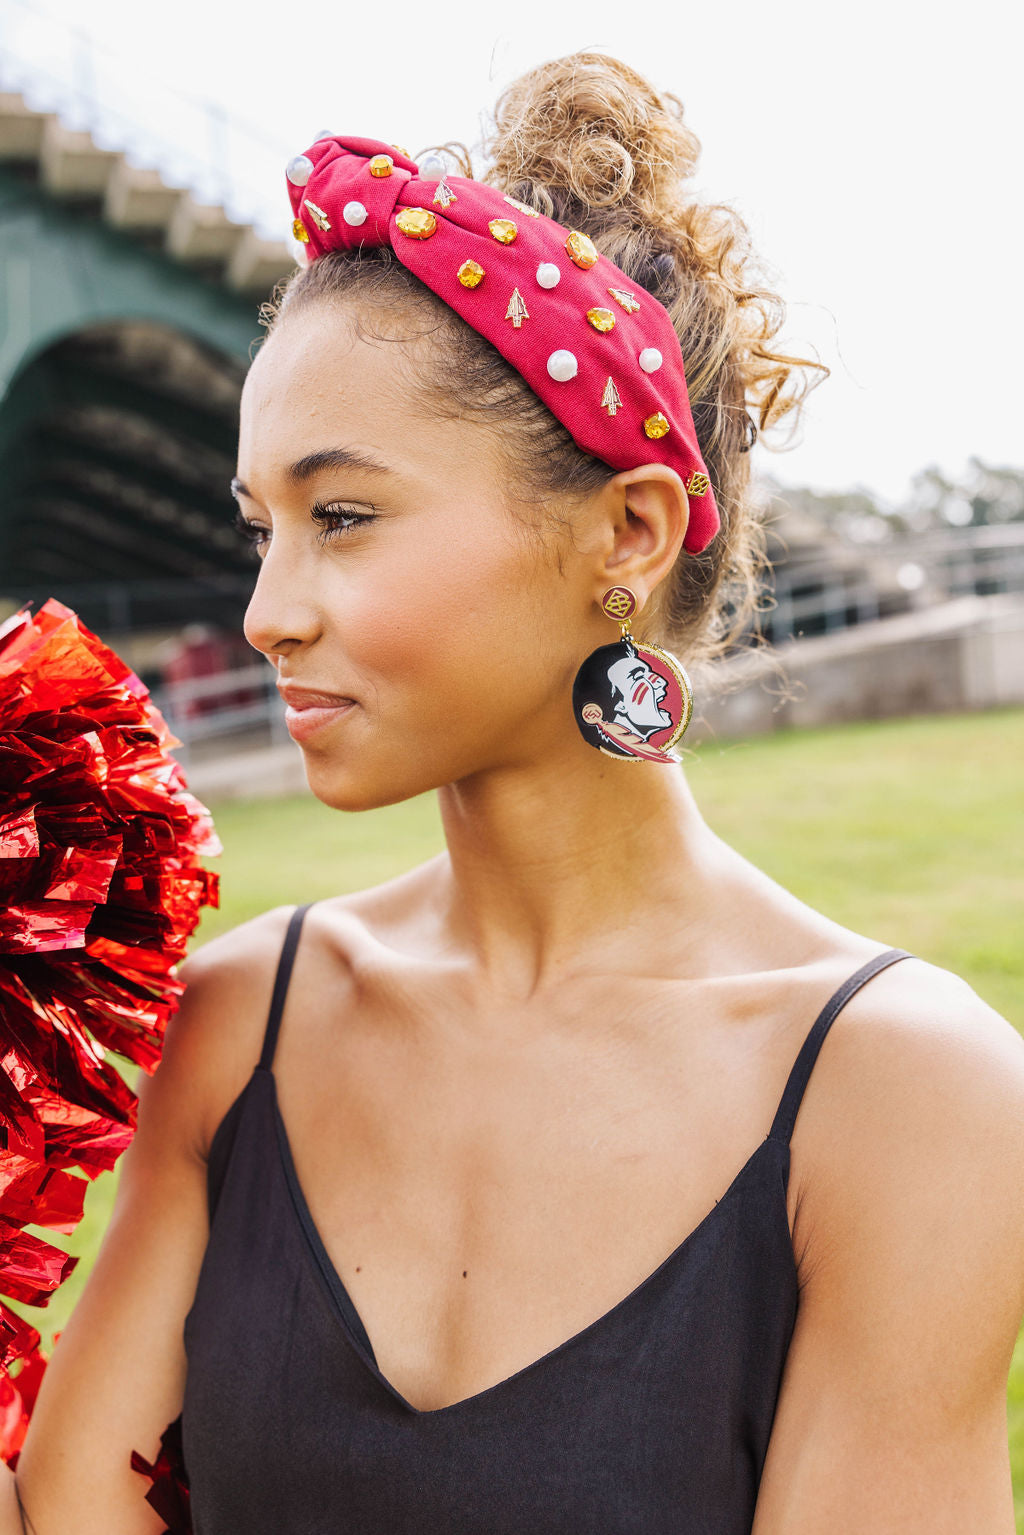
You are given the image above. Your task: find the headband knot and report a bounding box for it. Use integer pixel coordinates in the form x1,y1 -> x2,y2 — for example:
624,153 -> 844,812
286,135 -> 720,554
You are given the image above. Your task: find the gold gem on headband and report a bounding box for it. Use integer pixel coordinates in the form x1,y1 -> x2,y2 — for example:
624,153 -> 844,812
457,259 -> 486,289
488,218 -> 518,244
396,207 -> 438,239
566,230 -> 599,269
587,307 -> 616,333
643,412 -> 671,439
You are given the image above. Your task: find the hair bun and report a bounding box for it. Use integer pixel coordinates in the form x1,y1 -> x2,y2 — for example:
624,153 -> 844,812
484,52 -> 699,226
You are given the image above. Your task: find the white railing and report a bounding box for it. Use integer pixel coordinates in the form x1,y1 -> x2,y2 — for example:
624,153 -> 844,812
151,661 -> 289,762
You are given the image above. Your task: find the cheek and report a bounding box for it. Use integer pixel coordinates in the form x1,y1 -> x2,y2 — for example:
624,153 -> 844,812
341,522 -> 552,696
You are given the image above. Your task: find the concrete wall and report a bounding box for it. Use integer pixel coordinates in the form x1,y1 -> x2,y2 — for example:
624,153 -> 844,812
687,593 -> 1024,744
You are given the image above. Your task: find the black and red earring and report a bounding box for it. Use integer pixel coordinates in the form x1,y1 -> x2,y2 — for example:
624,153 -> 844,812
572,586 -> 693,763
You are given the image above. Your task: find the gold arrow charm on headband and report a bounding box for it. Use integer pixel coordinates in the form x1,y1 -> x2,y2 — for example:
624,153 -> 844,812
601,377 -> 622,417
505,288 -> 530,328
303,200 -> 331,232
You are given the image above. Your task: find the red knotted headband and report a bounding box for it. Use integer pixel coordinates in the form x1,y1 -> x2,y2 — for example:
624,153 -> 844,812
284,135 -> 719,555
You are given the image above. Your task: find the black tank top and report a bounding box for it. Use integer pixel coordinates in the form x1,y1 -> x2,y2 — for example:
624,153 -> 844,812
182,904 -> 914,1533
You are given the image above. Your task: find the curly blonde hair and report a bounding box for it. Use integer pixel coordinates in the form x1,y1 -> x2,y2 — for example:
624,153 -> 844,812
265,52 -> 827,667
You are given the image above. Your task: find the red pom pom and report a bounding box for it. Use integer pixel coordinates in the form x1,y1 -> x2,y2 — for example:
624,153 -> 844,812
131,1414 -> 192,1533
0,601 -> 219,1523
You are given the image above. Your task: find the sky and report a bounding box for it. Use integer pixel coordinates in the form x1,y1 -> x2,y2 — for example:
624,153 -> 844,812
3,0 -> 1022,508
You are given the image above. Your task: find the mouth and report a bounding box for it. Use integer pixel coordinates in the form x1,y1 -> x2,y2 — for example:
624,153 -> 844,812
276,683 -> 358,745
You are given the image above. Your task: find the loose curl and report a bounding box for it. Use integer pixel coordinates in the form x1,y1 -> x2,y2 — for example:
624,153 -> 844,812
262,52 -> 828,668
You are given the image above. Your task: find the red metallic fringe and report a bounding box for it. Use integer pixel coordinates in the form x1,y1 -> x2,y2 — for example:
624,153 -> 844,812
0,600 -> 218,1531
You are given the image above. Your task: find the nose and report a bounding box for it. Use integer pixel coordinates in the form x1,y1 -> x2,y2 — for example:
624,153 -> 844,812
242,543 -> 322,658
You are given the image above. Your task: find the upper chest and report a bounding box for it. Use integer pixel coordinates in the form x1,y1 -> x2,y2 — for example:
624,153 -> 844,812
254,941 -> 850,1411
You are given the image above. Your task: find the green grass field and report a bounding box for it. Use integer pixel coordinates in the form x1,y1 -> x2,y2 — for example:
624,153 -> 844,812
14,704 -> 1024,1523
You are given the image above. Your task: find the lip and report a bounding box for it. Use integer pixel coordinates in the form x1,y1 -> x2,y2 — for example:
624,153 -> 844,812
277,682 -> 358,745
277,682 -> 356,708
283,699 -> 357,744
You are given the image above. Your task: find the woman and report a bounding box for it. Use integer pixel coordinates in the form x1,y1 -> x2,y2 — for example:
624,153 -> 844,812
9,52 -> 1024,1535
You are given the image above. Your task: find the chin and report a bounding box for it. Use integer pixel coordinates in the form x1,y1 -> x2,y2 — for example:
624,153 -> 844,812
301,757 -> 434,815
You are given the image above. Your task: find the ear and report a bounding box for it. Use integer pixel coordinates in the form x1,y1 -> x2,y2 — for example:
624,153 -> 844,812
595,464 -> 690,607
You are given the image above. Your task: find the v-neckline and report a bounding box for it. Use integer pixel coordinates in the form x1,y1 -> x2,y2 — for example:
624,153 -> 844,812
263,1067 -> 791,1419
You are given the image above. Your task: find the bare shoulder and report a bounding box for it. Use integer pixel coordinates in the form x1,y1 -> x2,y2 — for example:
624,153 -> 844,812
752,955 -> 1024,1531
177,901 -> 299,990
164,904 -> 302,1159
809,951 -> 1023,1159
167,883 -> 414,1159
167,865 -> 444,1154
795,952 -> 1024,1258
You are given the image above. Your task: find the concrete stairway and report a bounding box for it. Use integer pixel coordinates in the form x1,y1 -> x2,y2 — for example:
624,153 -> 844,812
0,89 -> 294,295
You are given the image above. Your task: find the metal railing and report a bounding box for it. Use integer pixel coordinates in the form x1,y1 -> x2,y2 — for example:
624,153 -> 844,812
762,525 -> 1024,644
151,660 -> 289,767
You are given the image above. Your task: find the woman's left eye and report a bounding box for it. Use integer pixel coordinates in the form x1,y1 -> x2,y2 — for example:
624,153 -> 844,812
311,501 -> 376,543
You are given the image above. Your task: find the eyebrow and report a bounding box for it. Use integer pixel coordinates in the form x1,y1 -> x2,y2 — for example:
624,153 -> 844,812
231,446 -> 392,501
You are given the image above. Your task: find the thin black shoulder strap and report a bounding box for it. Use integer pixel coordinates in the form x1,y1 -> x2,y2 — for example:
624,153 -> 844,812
258,903 -> 313,1072
768,948 -> 916,1146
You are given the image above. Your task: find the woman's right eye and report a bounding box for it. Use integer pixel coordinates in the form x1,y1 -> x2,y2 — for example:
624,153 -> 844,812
233,508 -> 271,556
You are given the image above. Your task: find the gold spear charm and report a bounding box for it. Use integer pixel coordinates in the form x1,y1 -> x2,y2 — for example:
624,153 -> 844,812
505,287 -> 530,328
601,376 -> 623,416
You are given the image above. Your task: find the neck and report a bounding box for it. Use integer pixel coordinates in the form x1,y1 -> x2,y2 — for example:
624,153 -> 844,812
435,746 -> 730,999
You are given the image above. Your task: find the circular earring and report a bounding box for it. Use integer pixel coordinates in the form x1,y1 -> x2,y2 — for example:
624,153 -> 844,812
572,586 -> 693,763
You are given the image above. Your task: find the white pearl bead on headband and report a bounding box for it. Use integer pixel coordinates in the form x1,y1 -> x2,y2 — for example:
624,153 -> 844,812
547,350 -> 579,382
286,155 -> 314,187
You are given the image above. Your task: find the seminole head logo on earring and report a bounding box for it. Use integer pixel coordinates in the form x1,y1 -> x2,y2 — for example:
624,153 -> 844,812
572,586 -> 693,763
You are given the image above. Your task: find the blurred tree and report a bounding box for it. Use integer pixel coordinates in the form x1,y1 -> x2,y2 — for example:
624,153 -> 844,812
762,460 -> 1024,542
892,459 -> 1024,534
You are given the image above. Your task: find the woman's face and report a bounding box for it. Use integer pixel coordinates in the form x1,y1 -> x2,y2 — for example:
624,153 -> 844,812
236,302 -> 596,810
